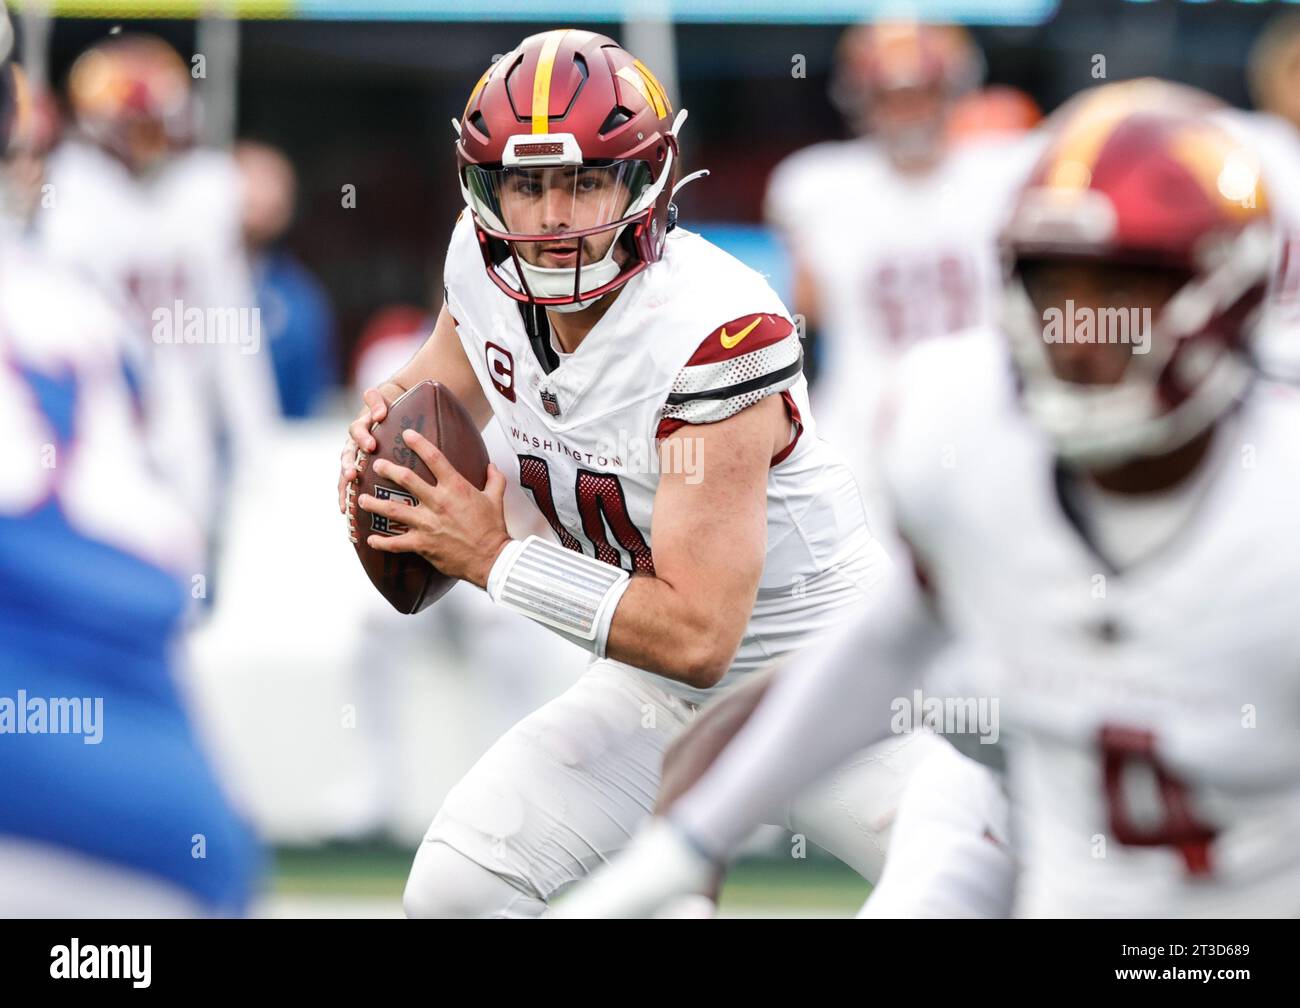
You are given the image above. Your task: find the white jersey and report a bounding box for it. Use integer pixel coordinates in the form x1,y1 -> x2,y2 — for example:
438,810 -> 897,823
36,140 -> 278,530
0,236 -> 202,576
443,212 -> 885,702
883,328 -> 1300,916
765,134 -> 1041,516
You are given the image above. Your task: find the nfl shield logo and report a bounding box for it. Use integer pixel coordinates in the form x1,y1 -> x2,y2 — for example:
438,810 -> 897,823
540,389 -> 561,417
370,484 -> 417,535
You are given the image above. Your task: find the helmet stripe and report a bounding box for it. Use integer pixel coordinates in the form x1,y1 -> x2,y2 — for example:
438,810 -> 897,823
1044,110 -> 1124,190
463,66 -> 491,121
1169,125 -> 1268,217
633,58 -> 671,117
531,28 -> 569,134
616,66 -> 655,116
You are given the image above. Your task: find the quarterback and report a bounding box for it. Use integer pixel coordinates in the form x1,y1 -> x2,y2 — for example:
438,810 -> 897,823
336,29 -> 953,917
561,83 -> 1300,918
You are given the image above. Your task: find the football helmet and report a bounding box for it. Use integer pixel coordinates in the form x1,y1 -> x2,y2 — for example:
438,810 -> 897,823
67,34 -> 191,172
1001,80 -> 1274,465
455,29 -> 684,312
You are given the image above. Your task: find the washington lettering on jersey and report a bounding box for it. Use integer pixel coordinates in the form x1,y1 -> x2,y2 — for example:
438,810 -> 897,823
506,424 -> 623,468
505,423 -> 704,483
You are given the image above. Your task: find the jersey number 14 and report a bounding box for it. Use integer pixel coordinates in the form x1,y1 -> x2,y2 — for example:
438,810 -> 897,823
518,455 -> 655,575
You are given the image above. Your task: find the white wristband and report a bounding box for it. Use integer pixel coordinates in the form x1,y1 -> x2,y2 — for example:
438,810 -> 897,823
487,535 -> 632,659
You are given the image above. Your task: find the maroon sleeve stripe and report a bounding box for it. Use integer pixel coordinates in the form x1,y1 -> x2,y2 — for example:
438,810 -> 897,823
684,312 -> 795,367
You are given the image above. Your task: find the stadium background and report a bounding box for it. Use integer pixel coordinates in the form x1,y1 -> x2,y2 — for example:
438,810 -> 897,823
15,0 -> 1296,916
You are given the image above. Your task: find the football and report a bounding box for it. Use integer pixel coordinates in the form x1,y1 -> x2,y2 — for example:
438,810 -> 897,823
349,380 -> 490,613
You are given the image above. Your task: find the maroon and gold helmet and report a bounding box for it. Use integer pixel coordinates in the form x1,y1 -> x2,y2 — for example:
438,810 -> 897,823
455,29 -> 683,312
1001,80 -> 1273,464
67,34 -> 191,171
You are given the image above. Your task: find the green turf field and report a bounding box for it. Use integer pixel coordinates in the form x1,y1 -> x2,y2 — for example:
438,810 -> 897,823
263,842 -> 869,918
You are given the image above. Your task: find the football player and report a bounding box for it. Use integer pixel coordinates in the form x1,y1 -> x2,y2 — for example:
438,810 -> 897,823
1240,13 -> 1300,377
36,33 -> 278,538
766,20 -> 1041,524
0,12 -> 259,916
336,29 -> 949,917
560,83 -> 1300,918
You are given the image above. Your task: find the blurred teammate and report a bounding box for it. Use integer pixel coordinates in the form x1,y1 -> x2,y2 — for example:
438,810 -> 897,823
0,12 -> 259,917
36,33 -> 278,537
1242,13 -> 1300,375
766,21 -> 1040,522
563,84 -> 1300,918
336,29 -> 954,917
236,140 -> 336,418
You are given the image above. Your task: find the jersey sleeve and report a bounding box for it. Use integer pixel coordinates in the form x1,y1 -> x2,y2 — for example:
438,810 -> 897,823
656,312 -> 803,439
441,209 -> 479,322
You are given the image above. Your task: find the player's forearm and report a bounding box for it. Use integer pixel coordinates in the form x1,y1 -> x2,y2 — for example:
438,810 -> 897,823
669,568 -> 945,859
603,575 -> 748,689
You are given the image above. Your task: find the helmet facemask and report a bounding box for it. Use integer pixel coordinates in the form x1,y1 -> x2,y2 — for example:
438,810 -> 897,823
1003,224 -> 1272,467
462,133 -> 669,313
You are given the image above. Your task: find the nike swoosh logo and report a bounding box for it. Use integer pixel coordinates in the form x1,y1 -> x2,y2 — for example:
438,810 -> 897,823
720,316 -> 762,350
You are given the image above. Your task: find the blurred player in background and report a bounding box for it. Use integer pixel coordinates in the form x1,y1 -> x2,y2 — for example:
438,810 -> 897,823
766,20 -> 1040,525
0,11 -> 259,916
1243,12 -> 1300,376
36,32 -> 279,541
563,84 -> 1300,919
336,28 -> 969,918
235,139 -> 336,419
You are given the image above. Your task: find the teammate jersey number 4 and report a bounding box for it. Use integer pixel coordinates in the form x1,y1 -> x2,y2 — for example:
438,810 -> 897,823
1100,724 -> 1217,876
518,455 -> 655,575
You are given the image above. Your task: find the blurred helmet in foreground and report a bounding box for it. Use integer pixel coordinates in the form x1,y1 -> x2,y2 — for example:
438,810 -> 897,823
67,33 -> 191,172
1001,80 -> 1273,466
456,28 -> 683,312
831,20 -> 982,165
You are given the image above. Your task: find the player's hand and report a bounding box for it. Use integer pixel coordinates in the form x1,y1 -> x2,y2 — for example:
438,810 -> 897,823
551,818 -> 718,919
356,427 -> 511,588
338,388 -> 390,514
